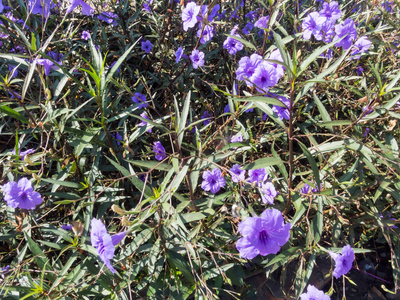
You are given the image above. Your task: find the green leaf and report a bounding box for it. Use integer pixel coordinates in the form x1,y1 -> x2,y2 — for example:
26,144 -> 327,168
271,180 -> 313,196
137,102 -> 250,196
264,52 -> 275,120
243,156 -> 284,170
106,41 -> 140,83
234,95 -> 286,107
125,159 -> 172,171
312,92 -> 332,131
0,104 -> 29,124
299,141 -> 321,190
166,250 -> 194,283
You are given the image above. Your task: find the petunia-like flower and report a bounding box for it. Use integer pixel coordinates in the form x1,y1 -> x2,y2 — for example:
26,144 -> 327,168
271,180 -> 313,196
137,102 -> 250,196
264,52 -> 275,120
91,218 -> 126,274
301,183 -> 310,194
333,19 -> 357,50
0,1 -> 3,13
223,29 -> 244,55
300,285 -> 330,300
138,112 -> 152,133
259,181 -> 278,204
113,132 -> 122,146
319,1 -> 342,23
267,49 -> 285,77
236,53 -> 262,85
302,12 -> 326,41
242,21 -> 254,35
254,16 -> 269,29
2,178 -> 43,210
247,168 -> 267,184
66,0 -> 94,16
132,93 -> 147,109
329,245 -> 354,278
231,133 -> 243,143
61,224 -> 73,231
197,24 -> 215,44
98,12 -> 118,26
12,148 -> 35,160
351,36 -> 372,59
35,51 -> 63,76
175,47 -> 184,63
141,40 -> 153,54
236,208 -> 291,259
153,141 -> 166,161
190,49 -> 205,69
1,265 -> 10,274
201,111 -> 212,125
229,164 -> 246,183
182,2 -> 201,31
143,1 -> 151,13
272,95 -> 290,120
29,0 -> 55,18
201,169 -> 226,194
250,62 -> 279,93
81,30 -> 90,40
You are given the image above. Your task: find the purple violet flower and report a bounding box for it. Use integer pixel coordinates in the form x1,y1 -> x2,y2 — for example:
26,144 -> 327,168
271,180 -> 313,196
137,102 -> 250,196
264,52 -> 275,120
201,111 -> 212,125
301,183 -> 310,194
143,1 -> 151,13
190,49 -> 205,69
81,30 -> 90,40
236,208 -> 291,259
66,0 -> 94,16
302,12 -> 327,41
319,1 -> 342,23
272,95 -> 290,120
231,133 -> 243,143
223,26 -> 243,55
236,53 -> 262,86
132,93 -> 147,109
182,2 -> 201,31
333,19 -> 357,50
114,132 -> 122,146
329,245 -> 354,278
300,285 -> 330,300
197,24 -> 215,44
259,182 -> 278,204
138,112 -> 152,133
250,62 -> 279,93
229,164 -> 246,183
351,36 -> 372,59
175,47 -> 184,63
363,127 -> 370,137
61,224 -> 73,231
243,21 -> 254,35
248,168 -> 267,183
153,141 -> 166,161
1,265 -> 10,274
356,65 -> 363,76
267,49 -> 285,77
98,12 -> 118,26
254,16 -> 269,29
91,218 -> 126,274
28,0 -> 55,18
141,40 -> 153,54
2,178 -> 43,210
201,169 -> 226,194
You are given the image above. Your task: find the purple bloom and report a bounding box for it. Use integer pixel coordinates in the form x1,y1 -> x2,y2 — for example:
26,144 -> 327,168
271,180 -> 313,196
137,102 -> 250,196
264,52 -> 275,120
132,93 -> 147,109
333,19 -> 357,50
229,164 -> 246,183
259,182 -> 278,204
224,104 -> 231,113
1,265 -> 9,273
190,49 -> 205,69
300,285 -> 330,300
28,0 -> 55,18
248,168 -> 267,183
208,4 -> 220,22
141,40 -> 153,54
201,111 -> 212,125
114,132 -> 122,146
351,37 -> 372,59
272,95 -> 290,120
197,24 -> 215,44
329,245 -> 354,278
243,21 -> 254,35
182,2 -> 201,31
267,49 -> 285,77
153,141 -> 166,161
311,183 -> 321,193
91,218 -> 126,274
231,133 -> 243,143
81,30 -> 90,40
110,61 -> 121,73
223,31 -> 244,55
236,208 -> 291,259
98,12 -> 118,26
356,65 -> 363,76
175,47 -> 184,63
138,112 -> 152,133
302,12 -> 327,41
254,16 -> 269,29
250,62 -> 279,93
143,1 -> 151,13
319,1 -> 342,23
236,53 -> 262,85
35,51 -> 63,76
201,169 -> 226,194
362,105 -> 373,115
61,224 -> 73,231
363,127 -> 370,137
0,1 -> 3,13
66,0 -> 94,16
245,10 -> 257,21
301,183 -> 310,194
8,65 -> 18,78
2,178 -> 43,210
18,148 -> 35,160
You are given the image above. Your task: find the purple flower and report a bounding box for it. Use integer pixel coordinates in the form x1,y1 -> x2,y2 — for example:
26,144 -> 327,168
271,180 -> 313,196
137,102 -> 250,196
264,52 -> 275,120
311,183 -> 321,193
351,37 -> 372,59
245,10 -> 257,20
272,95 -> 290,120
0,1 -> 3,13
208,4 -> 220,22
259,182 -> 278,204
8,65 -> 18,78
132,93 -> 147,109
141,40 -> 153,54
201,111 -> 212,125
248,168 -> 267,183
363,127 -> 370,137
190,49 -> 205,69
143,1 -> 151,13
2,178 -> 43,210
243,21 -> 254,35
223,32 -> 244,55
333,19 -> 357,50
231,133 -> 243,143
250,62 -> 279,93
18,148 -> 35,160
98,12 -> 118,26
236,208 -> 291,259
362,105 -> 373,115
182,2 -> 201,31
153,141 -> 166,161
229,164 -> 246,183
301,183 -> 310,194
300,285 -> 330,300
201,169 -> 226,194
81,30 -> 90,40
35,51 -> 63,76
197,24 -> 215,44
356,65 -> 363,76
319,1 -> 342,23
224,104 -> 231,113
91,218 -> 126,274
267,49 -> 285,77
61,224 -> 73,231
302,12 -> 327,41
66,0 -> 94,16
236,53 -> 262,85
138,112 -> 152,133
28,0 -> 55,18
175,47 -> 184,63
254,16 -> 269,29
114,132 -> 122,146
1,265 -> 10,273
329,245 -> 354,278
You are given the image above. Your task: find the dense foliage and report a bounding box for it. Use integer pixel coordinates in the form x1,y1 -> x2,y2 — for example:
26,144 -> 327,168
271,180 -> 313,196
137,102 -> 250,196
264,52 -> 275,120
0,0 -> 399,299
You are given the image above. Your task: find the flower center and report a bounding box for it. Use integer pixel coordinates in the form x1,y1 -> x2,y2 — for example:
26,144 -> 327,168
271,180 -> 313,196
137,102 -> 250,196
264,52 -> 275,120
20,192 -> 28,201
258,230 -> 269,244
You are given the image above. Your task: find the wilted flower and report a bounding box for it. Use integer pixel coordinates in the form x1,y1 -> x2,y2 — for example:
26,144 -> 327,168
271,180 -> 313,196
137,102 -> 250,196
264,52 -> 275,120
182,2 -> 201,31
91,218 -> 126,274
66,0 -> 94,16
229,164 -> 246,183
141,40 -> 153,53
153,141 -> 166,161
201,169 -> 226,194
132,93 -> 147,109
247,168 -> 267,183
236,208 -> 291,259
259,182 -> 278,204
98,12 -> 118,26
329,245 -> 354,278
81,30 -> 90,40
190,49 -> 205,69
302,12 -> 326,41
333,19 -> 357,50
300,285 -> 330,300
2,178 -> 43,210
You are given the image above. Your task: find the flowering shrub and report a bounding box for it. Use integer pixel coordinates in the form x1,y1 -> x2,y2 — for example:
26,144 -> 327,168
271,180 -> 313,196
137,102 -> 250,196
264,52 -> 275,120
0,0 -> 399,298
